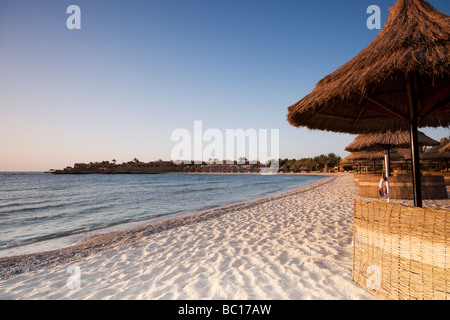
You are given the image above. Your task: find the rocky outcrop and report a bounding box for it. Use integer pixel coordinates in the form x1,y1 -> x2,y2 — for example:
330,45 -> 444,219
52,160 -> 178,174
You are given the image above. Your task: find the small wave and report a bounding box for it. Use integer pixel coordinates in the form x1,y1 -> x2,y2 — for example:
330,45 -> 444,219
0,199 -> 49,209
0,202 -> 69,214
0,221 -> 129,250
0,210 -> 188,250
196,204 -> 220,211
175,187 -> 218,194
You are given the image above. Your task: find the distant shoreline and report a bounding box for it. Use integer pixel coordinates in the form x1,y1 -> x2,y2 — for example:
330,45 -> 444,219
0,171 -> 341,176
43,171 -> 340,175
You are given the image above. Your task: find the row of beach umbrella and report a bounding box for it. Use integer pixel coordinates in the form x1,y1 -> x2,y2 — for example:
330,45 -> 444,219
340,131 -> 448,201
287,0 -> 450,207
341,131 -> 450,172
284,0 -> 449,300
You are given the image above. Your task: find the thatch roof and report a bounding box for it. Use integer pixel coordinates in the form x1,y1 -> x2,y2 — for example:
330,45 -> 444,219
440,141 -> 450,153
344,149 -> 406,162
345,130 -> 439,152
422,137 -> 450,159
341,148 -> 413,167
339,159 -> 356,166
395,148 -> 413,160
339,156 -> 371,167
287,0 -> 450,133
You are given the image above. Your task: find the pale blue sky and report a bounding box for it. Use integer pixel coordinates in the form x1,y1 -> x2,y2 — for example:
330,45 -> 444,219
1,0 -> 449,171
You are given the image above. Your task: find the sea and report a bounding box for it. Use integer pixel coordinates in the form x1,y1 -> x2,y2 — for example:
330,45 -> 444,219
0,172 -> 326,252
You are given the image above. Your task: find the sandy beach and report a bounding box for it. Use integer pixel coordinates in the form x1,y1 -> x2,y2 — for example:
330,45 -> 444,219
1,173 -> 449,300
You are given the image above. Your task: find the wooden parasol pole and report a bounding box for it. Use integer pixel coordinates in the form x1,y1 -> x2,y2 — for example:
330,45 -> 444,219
384,150 -> 390,202
406,71 -> 423,207
410,120 -> 422,207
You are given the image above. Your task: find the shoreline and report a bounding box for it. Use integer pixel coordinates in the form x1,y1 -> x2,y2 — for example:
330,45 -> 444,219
0,175 -> 335,281
2,173 -> 447,299
0,171 -> 340,175
1,173 -> 377,300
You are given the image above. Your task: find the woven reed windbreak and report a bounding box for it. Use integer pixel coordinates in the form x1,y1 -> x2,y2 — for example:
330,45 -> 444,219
353,200 -> 449,300
355,174 -> 448,199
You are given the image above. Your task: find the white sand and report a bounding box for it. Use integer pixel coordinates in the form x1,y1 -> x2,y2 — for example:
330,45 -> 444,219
1,174 -> 448,300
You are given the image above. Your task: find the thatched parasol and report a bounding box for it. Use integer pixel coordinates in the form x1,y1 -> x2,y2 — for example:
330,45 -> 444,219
422,137 -> 450,160
345,150 -> 405,161
339,156 -> 371,173
344,149 -> 408,173
344,130 -> 439,152
339,157 -> 361,167
422,137 -> 450,170
422,137 -> 450,159
344,130 -> 439,175
439,139 -> 450,153
287,0 -> 450,207
390,148 -> 416,171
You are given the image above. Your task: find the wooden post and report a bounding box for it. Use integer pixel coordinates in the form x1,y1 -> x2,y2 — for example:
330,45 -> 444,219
406,71 -> 423,207
410,120 -> 422,207
388,149 -> 392,176
384,150 -> 390,202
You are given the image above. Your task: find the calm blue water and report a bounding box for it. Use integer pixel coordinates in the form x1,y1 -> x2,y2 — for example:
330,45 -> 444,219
0,173 -> 325,249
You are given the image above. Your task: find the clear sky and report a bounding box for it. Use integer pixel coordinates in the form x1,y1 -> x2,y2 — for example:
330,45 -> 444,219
1,0 -> 449,171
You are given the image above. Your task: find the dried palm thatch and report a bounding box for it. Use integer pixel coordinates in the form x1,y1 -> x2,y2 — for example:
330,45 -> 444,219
440,140 -> 450,153
345,130 -> 439,152
342,149 -> 410,173
391,148 -> 413,171
339,157 -> 371,174
287,0 -> 450,133
422,137 -> 450,159
394,148 -> 413,160
345,150 -> 405,161
341,154 -> 371,165
339,158 -> 360,167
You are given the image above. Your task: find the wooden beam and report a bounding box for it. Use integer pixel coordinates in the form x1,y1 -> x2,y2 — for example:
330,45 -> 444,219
357,117 -> 390,122
315,114 -> 355,122
347,98 -> 405,121
428,102 -> 450,114
316,113 -> 387,122
418,82 -> 450,118
309,105 -> 327,121
419,98 -> 450,118
358,92 -> 409,120
372,87 -> 408,95
353,108 -> 364,125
